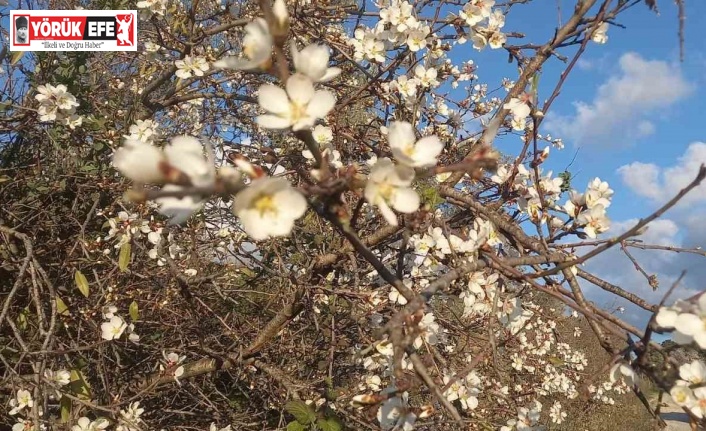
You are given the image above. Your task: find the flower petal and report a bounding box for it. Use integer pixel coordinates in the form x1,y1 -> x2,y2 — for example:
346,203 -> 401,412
392,187 -> 420,214
257,114 -> 292,129
286,74 -> 315,105
258,84 -> 290,115
305,90 -> 336,119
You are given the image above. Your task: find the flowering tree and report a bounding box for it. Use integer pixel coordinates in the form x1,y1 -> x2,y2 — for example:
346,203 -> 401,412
0,0 -> 703,430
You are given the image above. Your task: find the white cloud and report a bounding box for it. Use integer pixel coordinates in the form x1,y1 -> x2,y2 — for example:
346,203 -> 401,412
617,142 -> 706,205
611,218 -> 680,247
546,52 -> 692,147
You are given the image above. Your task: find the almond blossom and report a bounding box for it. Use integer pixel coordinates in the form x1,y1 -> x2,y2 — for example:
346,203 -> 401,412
256,74 -> 336,131
101,315 -> 128,340
174,55 -> 209,79
576,204 -> 610,238
585,177 -> 614,208
291,42 -> 341,83
503,97 -> 531,131
591,22 -> 609,44
214,18 -> 272,70
312,124 -> 334,144
387,121 -> 443,168
116,402 -> 145,431
460,0 -> 494,27
413,65 -> 439,88
123,119 -> 159,144
379,1 -> 416,33
72,417 -> 109,431
232,177 -> 308,240
8,389 -> 33,415
656,295 -> 706,348
35,83 -> 80,122
364,158 -> 420,226
406,24 -> 429,52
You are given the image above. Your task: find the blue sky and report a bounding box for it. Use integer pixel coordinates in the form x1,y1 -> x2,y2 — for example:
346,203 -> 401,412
487,1 -> 706,330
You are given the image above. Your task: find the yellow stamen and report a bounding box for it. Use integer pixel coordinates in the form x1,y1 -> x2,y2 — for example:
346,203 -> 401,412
254,194 -> 277,216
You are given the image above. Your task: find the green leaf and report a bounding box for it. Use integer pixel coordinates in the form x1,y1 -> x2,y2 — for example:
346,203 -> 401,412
56,297 -> 70,316
129,300 -> 139,321
286,422 -> 307,431
60,396 -> 71,423
74,270 -> 90,297
118,242 -> 131,272
548,356 -> 565,366
17,307 -> 29,331
285,400 -> 316,425
238,267 -> 256,277
317,418 -> 342,431
69,369 -> 92,400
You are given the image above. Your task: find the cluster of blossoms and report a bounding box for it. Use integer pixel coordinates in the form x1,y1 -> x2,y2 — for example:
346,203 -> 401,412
581,362 -> 636,406
503,94 -> 533,131
656,294 -> 706,348
98,208 -> 181,265
71,417 -> 109,431
115,402 -> 145,431
344,211 -> 601,429
349,0 -> 507,66
490,162 -> 564,224
491,154 -> 613,239
35,83 -> 82,128
668,360 -> 706,417
500,400 -> 543,431
135,0 -> 167,18
365,121 -> 443,226
459,3 -> 508,51
562,178 -> 614,238
158,351 -> 186,384
100,305 -> 139,342
123,119 -> 159,144
8,389 -> 36,427
442,371 -> 483,411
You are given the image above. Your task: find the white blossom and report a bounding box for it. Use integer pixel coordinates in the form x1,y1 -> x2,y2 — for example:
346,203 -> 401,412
257,74 -> 336,131
101,315 -> 128,340
364,158 -> 419,226
174,55 -> 209,79
591,22 -> 609,44
232,177 -> 308,240
388,121 -> 443,168
215,18 -> 272,70
291,42 -> 341,83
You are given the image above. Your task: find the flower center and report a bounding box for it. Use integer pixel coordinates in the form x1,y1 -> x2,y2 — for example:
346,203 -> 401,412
244,42 -> 256,60
377,183 -> 395,201
288,101 -> 307,122
254,194 -> 277,216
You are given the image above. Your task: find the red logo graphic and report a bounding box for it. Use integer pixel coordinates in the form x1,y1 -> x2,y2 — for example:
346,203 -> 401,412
115,14 -> 134,46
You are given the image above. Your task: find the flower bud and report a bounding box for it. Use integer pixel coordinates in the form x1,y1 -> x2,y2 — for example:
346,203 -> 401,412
271,0 -> 289,39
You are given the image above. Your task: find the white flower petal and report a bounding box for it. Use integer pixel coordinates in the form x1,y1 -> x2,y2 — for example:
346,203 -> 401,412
258,84 -> 290,115
305,90 -> 336,119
